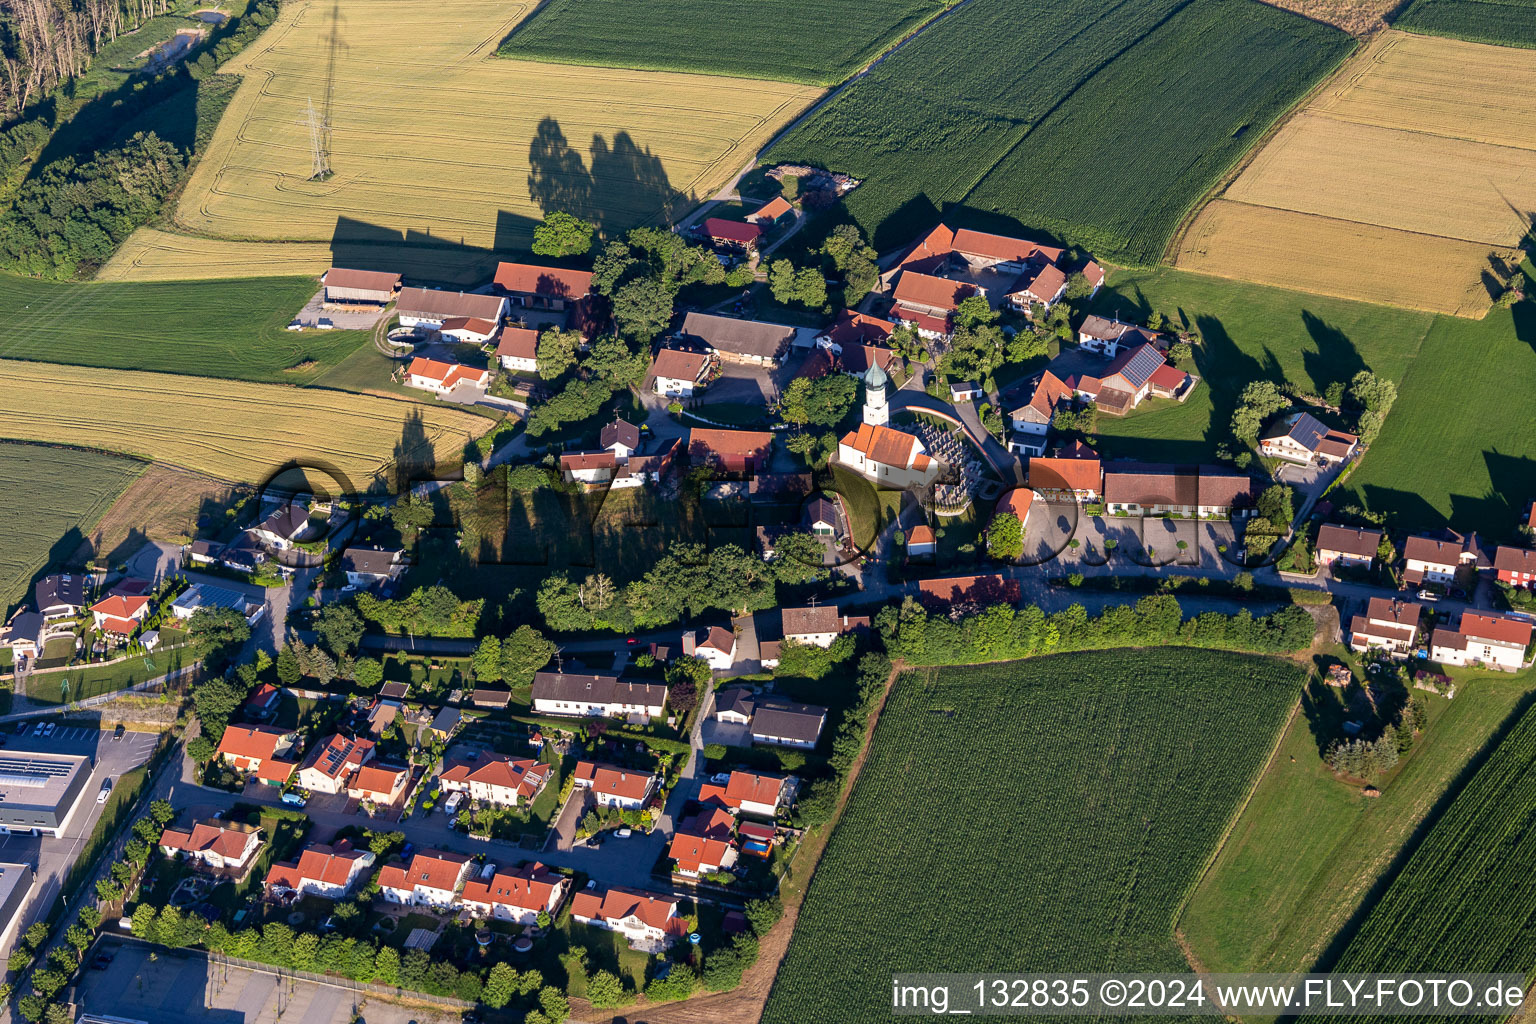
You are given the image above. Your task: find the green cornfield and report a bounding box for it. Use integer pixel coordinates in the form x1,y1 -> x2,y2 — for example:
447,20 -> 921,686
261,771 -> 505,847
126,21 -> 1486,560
761,648 -> 1303,1024
1394,0 -> 1536,47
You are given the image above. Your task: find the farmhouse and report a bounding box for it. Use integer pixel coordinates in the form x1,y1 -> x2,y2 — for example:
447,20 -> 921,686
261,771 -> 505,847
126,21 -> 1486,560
34,575 -> 84,620
1076,315 -> 1161,357
296,734 -> 376,795
750,195 -> 794,228
1067,343 -> 1192,415
1007,371 -> 1075,456
264,840 -> 375,901
438,753 -> 552,807
395,287 -> 508,329
683,625 -> 737,670
339,547 -> 406,590
404,357 -> 490,394
698,769 -> 790,818
530,672 -> 667,721
493,263 -> 593,311
687,428 -> 775,474
159,820 -> 263,877
459,863 -> 569,924
437,316 -> 500,345
890,270 -> 975,337
1348,597 -> 1424,659
819,309 -> 896,349
570,886 -> 688,951
678,312 -> 797,367
321,267 -> 401,308
1494,545 -> 1536,588
496,326 -> 540,373
169,584 -> 264,625
702,218 -> 762,251
1102,464 -> 1258,519
1004,262 -> 1068,313
916,574 -> 1021,612
1259,412 -> 1359,466
650,347 -> 713,397
1027,442 -> 1102,501
215,724 -> 296,776
572,761 -> 658,810
88,594 -> 150,639
377,849 -> 474,908
619,437 -> 679,489
1403,532 -> 1485,588
895,223 -> 1065,275
836,423 -> 941,488
1431,612 -> 1533,671
1317,524 -> 1382,569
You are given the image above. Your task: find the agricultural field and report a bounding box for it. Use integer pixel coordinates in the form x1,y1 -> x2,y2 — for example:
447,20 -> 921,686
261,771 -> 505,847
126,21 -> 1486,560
962,0 -> 1353,266
72,464 -> 238,567
1181,667 -> 1536,977
120,0 -> 819,282
1312,692 -> 1536,990
1393,0 -> 1536,47
1337,301 -> 1536,539
0,443 -> 145,612
498,0 -> 952,85
761,648 -> 1303,1023
1179,31 -> 1536,315
0,272 -> 366,383
0,360 -> 489,488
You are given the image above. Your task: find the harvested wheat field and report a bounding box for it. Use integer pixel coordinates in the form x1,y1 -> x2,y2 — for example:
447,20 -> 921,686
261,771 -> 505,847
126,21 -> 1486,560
1178,31 -> 1536,315
106,0 -> 818,283
0,361 -> 487,488
72,464 -> 240,564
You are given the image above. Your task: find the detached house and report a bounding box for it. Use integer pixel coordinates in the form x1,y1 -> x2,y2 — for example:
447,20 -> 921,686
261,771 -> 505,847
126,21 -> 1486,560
698,770 -> 790,819
1494,545 -> 1536,589
340,547 -> 406,590
377,849 -> 474,909
493,263 -> 593,312
89,594 -> 150,639
297,734 -> 375,795
572,761 -> 658,810
668,804 -> 739,878
159,820 -> 263,877
1004,262 -> 1068,313
1076,315 -> 1160,357
890,270 -> 976,338
750,701 -> 827,749
265,840 -> 375,901
437,316 -> 499,344
651,348 -> 713,397
1432,612 -> 1533,671
1349,598 -> 1424,659
405,357 -> 490,394
531,672 -> 667,721
495,326 -> 540,374
1404,532 -> 1485,588
682,625 -> 737,670
1007,371 -> 1075,456
780,606 -> 868,648
836,423 -> 941,489
1317,524 -> 1382,570
1260,412 -> 1359,466
35,575 -> 84,620
571,886 -> 689,952
347,762 -> 411,808
438,753 -> 552,807
1067,343 -> 1192,416
250,504 -> 313,550
459,862 -> 569,924
559,451 -> 618,486
1027,442 -> 1102,501
216,724 -> 297,777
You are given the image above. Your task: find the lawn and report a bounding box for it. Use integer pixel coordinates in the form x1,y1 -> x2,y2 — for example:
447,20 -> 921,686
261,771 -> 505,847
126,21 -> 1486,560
829,464 -> 902,550
1084,265 -> 1434,464
1180,666 -> 1536,981
498,0 -> 952,86
0,442 -> 144,613
25,646 -> 195,705
1338,300 -> 1536,539
0,272 -> 368,383
761,647 -> 1303,1023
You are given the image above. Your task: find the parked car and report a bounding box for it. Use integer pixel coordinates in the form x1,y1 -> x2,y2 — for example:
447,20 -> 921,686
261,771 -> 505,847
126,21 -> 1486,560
1417,589 -> 1440,602
13,722 -> 25,735
90,952 -> 113,970
281,790 -> 309,807
113,723 -> 125,740
615,828 -> 633,838
710,772 -> 730,785
97,779 -> 112,804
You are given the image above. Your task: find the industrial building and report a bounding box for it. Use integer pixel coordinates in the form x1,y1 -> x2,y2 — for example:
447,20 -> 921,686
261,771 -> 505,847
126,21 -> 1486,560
0,752 -> 92,837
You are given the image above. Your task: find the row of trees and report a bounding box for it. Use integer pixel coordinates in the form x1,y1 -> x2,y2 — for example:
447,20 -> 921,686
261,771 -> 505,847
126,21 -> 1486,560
355,585 -> 484,638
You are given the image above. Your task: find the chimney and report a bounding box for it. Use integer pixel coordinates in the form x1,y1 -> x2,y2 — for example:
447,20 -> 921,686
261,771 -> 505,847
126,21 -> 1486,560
682,631 -> 697,657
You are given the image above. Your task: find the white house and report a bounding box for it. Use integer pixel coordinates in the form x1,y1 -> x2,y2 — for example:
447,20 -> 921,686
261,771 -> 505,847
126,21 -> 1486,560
570,886 -> 688,952
531,672 -> 667,722
700,770 -> 789,819
906,525 -> 936,558
780,606 -> 865,648
395,287 -> 507,330
376,849 -> 474,908
1317,524 -> 1382,570
559,451 -> 617,486
437,316 -> 499,344
496,326 -> 540,373
264,841 -> 375,901
1004,262 -> 1067,313
438,754 -> 552,807
1260,412 -> 1359,466
250,504 -> 313,550
458,863 -> 568,925
159,820 -> 263,876
650,348 -> 712,397
340,547 -> 405,589
88,594 -> 150,638
1006,371 -> 1074,456
1348,598 -> 1424,659
296,734 -> 375,795
1403,532 -> 1485,589
682,626 -> 736,670
1431,612 -> 1533,671
749,700 -> 827,749
34,575 -> 85,620
572,761 -> 657,810
405,356 -> 490,394
169,584 -> 265,625
1076,315 -> 1160,357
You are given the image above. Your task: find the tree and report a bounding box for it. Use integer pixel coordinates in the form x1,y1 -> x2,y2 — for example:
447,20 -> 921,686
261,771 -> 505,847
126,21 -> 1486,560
1348,370 -> 1397,444
820,223 -> 873,272
1230,380 -> 1288,445
591,239 -> 639,295
586,969 -> 626,1009
793,266 -> 827,309
768,259 -> 796,305
187,607 -> 250,670
987,512 -> 1025,560
539,986 -> 572,1023
531,211 -> 595,257
372,945 -> 400,985
390,493 -> 434,536
472,635 -> 503,683
186,736 -> 216,762
352,657 -> 383,689
367,830 -> 405,857
191,675 -> 245,741
1064,271 -> 1094,301
484,961 -> 517,1008
313,603 -> 364,656
1257,484 -> 1295,527
275,644 -> 301,686
1168,340 -> 1193,363
16,995 -> 43,1023
779,374 -> 855,428
611,276 -> 674,342
502,625 -> 556,685
535,327 -> 581,381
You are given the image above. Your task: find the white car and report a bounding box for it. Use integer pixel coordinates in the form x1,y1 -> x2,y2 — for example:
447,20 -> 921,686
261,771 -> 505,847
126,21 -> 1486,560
1416,589 -> 1440,602
615,828 -> 633,838
96,779 -> 112,804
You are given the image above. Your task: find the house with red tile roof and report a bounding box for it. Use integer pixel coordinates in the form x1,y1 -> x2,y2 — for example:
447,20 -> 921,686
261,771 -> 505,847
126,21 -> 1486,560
818,309 -> 896,349
572,761 -> 658,810
216,724 -> 296,776
682,625 -> 736,670
651,347 -> 714,397
404,357 -> 490,394
891,270 -> 976,338
242,682 -> 282,720
495,326 -> 539,373
916,574 -> 1021,612
264,840 -> 375,900
458,862 -> 569,924
88,594 -> 150,638
160,819 -> 263,876
1005,262 -> 1068,313
1431,612 -> 1533,671
1494,545 -> 1536,589
668,830 -> 737,878
836,423 -> 941,488
1027,442 -> 1101,501
1348,597 -> 1424,659
346,762 -> 411,807
439,753 -> 551,807
438,316 -> 499,344
493,263 -> 593,310
750,195 -> 794,227
687,427 -> 775,474
906,523 -> 936,558
297,734 -> 375,795
995,487 -> 1036,534
559,450 -> 618,486
376,849 -> 474,908
571,886 -> 689,951
696,769 -> 789,819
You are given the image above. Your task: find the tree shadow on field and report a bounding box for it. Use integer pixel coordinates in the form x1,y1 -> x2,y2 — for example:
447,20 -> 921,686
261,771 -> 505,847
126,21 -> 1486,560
526,116 -> 695,233
327,215 -> 540,288
1300,310 -> 1366,396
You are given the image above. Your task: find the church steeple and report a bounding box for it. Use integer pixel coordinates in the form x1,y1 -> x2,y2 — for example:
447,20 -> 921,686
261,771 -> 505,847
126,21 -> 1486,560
862,363 -> 889,426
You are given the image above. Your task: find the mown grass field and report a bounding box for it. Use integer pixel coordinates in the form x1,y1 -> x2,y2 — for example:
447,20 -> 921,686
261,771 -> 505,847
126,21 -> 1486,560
0,443 -> 144,612
498,0 -> 951,86
1393,0 -> 1536,46
761,648 -> 1303,1023
1312,690 -> 1536,994
1181,32 -> 1536,315
1181,668 -> 1536,979
124,0 -> 818,282
0,360 -> 489,488
27,646 -> 193,704
962,0 -> 1352,266
0,272 -> 366,382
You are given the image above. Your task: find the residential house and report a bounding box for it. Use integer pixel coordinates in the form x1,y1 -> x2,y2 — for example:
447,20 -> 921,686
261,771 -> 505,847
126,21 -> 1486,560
1404,532 -> 1486,588
1004,262 -> 1068,313
264,840 -> 375,900
1317,524 -> 1383,570
890,270 -> 975,338
380,681 -> 409,701
1080,261 -> 1106,297
215,724 -> 296,776
186,539 -> 222,567
347,762 -> 411,808
0,613 -> 43,659
668,824 -> 737,878
493,263 -> 593,311
1348,598 -> 1425,659
571,761 -> 658,810
702,218 -> 762,252
1027,442 -> 1102,501
559,451 -> 617,486
915,574 -> 1021,612
1007,371 -> 1074,456
404,357 -> 490,394
698,770 -> 789,818
376,849 -> 474,908
35,575 -> 84,620
1260,412 -> 1359,466
321,268 -> 400,308
818,309 -> 896,351
395,288 -> 508,330
1076,315 -> 1160,357
687,428 -> 775,475
832,341 -> 899,379
894,224 -> 1065,275
906,524 -> 936,557
496,326 -> 540,373
677,311 -> 797,367
780,606 -> 867,648
88,594 -> 150,639
1494,545 -> 1536,588
836,423 -> 941,488
471,688 -> 511,709
429,707 -> 462,741
1102,464 -> 1258,519
750,195 -> 793,228
1067,343 -> 1191,416
216,534 -> 267,574
619,437 -> 679,489
459,863 -> 569,924
437,316 -> 499,344
750,701 -> 827,749
712,688 -> 757,727
296,734 -> 375,795
1431,612 -> 1534,671
531,672 -> 667,721
366,699 -> 402,738
169,584 -> 264,625
600,417 -> 640,460
682,626 -> 736,670
651,348 -> 713,397
438,753 -> 552,807
159,820 -> 263,876
250,504 -> 313,550
804,494 -> 839,536
340,547 -> 406,590
570,886 -> 688,951
242,683 -> 282,721
995,487 -> 1035,534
